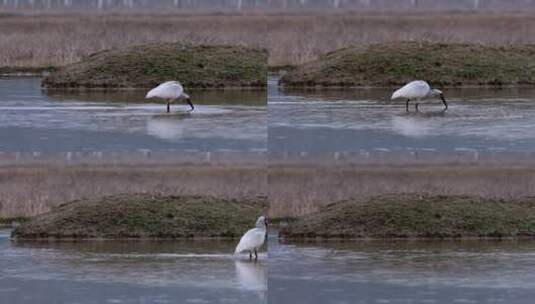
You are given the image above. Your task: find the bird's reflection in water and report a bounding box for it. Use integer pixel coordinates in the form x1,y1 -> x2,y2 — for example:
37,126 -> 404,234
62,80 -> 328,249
235,260 -> 267,300
399,110 -> 448,118
146,114 -> 192,141
151,111 -> 194,119
391,111 -> 446,138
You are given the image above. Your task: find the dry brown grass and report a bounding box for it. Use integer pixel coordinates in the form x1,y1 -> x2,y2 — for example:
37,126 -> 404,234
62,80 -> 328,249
4,152 -> 535,221
3,12 -> 535,67
0,14 -> 270,67
0,163 -> 266,218
266,12 -> 535,65
269,164 -> 535,218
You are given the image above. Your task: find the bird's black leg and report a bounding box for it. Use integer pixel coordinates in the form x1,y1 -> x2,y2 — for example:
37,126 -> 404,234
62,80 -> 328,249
185,99 -> 194,111
166,100 -> 170,113
406,99 -> 410,112
441,94 -> 448,111
249,251 -> 252,260
415,103 -> 419,112
254,249 -> 258,261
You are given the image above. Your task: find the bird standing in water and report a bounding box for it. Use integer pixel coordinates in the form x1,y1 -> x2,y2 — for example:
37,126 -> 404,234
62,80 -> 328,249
235,216 -> 268,261
391,80 -> 448,112
146,81 -> 194,113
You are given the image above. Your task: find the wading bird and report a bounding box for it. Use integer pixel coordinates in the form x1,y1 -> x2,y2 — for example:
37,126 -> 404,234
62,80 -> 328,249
145,81 -> 194,113
391,80 -> 448,112
235,216 -> 268,261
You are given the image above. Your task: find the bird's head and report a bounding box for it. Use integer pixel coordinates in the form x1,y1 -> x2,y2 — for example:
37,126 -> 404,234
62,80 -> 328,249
181,93 -> 194,111
255,216 -> 268,229
429,89 -> 443,98
145,91 -> 155,99
430,89 -> 448,110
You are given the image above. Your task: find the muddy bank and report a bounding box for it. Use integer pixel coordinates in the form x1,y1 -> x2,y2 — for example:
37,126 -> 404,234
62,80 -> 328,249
280,43 -> 535,88
42,43 -> 267,89
280,194 -> 535,239
12,194 -> 266,239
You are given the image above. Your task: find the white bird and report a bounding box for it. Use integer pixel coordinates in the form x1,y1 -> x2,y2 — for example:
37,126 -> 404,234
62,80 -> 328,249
235,216 -> 268,261
391,80 -> 448,112
145,81 -> 194,113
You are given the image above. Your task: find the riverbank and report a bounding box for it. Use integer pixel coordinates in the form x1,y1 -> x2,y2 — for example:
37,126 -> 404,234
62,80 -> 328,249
280,194 -> 535,239
12,194 -> 267,239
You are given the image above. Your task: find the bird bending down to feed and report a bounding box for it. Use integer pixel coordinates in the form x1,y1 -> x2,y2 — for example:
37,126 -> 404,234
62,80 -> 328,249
146,81 -> 194,113
391,80 -> 448,112
235,216 -> 268,261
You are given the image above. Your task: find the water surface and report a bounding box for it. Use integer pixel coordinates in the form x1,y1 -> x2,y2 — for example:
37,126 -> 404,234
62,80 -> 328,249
270,76 -> 535,152
269,234 -> 535,304
0,78 -> 266,152
0,230 -> 267,304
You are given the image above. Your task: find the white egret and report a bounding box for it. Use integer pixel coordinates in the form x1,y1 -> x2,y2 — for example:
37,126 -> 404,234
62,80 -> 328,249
391,80 -> 448,112
235,216 -> 268,261
145,81 -> 194,113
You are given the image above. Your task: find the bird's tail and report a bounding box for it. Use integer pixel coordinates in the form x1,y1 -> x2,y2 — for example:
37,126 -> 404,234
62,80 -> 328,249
234,240 -> 245,254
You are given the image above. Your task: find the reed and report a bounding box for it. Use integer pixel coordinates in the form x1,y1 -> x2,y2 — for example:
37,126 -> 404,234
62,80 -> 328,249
269,164 -> 535,218
0,164 -> 266,218
2,12 -> 535,67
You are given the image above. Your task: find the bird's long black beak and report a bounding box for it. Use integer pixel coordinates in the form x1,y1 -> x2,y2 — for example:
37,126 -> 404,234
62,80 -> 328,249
440,94 -> 448,111
186,98 -> 194,111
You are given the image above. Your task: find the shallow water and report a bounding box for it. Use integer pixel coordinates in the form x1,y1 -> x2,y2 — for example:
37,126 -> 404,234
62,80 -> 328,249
0,78 -> 266,152
3,232 -> 535,304
0,230 -> 267,304
269,234 -> 535,304
269,76 -> 535,152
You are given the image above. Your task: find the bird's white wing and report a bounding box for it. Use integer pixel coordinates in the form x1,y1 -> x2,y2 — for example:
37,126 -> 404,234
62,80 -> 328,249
146,81 -> 184,99
235,228 -> 266,254
391,80 -> 430,100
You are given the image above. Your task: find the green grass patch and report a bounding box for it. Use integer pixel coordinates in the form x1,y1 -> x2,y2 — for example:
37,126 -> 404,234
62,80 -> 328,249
42,43 -> 267,89
280,194 -> 535,239
280,42 -> 535,87
12,194 -> 266,239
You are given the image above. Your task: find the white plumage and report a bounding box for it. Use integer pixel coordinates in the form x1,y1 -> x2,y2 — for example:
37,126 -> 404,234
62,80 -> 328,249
392,80 -> 430,100
391,80 -> 448,111
145,81 -> 194,112
146,81 -> 184,99
235,216 -> 267,260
